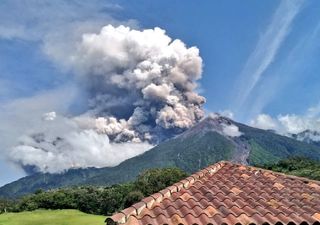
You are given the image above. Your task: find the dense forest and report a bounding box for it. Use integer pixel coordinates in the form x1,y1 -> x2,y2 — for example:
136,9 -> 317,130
0,157 -> 319,216
0,168 -> 187,215
261,157 -> 320,180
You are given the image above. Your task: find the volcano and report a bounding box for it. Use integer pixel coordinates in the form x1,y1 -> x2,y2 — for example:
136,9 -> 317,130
2,115 -> 320,198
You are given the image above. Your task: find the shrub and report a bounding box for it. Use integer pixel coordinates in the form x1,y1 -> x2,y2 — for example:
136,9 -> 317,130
133,167 -> 188,196
123,191 -> 144,208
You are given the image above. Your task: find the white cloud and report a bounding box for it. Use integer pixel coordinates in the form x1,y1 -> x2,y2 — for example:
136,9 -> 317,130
0,85 -> 78,144
0,90 -> 153,173
219,110 -> 234,119
0,85 -> 77,171
42,112 -> 57,121
222,124 -> 242,137
233,0 -> 304,114
278,114 -> 320,134
11,128 -> 152,173
250,114 -> 278,130
251,104 -> 320,141
0,0 -> 129,41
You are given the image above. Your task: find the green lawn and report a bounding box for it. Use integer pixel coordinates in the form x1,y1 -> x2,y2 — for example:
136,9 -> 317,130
0,209 -> 106,225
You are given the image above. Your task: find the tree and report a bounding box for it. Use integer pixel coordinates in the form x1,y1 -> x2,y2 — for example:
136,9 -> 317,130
133,167 -> 188,196
123,191 -> 144,208
262,157 -> 320,181
0,198 -> 14,213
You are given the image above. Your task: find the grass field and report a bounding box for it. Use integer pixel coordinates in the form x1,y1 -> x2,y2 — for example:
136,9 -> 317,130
0,209 -> 106,225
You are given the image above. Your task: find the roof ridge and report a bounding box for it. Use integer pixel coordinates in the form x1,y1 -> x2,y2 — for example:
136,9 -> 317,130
107,161 -> 228,224
107,160 -> 320,224
230,161 -> 320,185
107,161 -> 320,225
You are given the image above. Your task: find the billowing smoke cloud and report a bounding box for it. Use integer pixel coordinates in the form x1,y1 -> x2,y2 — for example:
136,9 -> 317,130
9,25 -> 205,173
52,25 -> 205,143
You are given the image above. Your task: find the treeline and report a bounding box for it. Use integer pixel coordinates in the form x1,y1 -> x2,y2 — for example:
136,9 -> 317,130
0,167 -> 187,215
261,157 -> 320,181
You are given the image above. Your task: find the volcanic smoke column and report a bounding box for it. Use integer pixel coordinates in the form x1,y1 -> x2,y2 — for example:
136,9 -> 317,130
69,25 -> 206,143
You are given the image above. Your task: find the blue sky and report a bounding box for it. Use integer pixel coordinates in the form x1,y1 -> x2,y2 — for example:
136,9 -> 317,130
1,0 -> 320,185
109,0 -> 320,119
2,0 -> 320,119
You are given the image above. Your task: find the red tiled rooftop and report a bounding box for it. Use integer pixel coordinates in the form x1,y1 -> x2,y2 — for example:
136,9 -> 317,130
106,161 -> 320,225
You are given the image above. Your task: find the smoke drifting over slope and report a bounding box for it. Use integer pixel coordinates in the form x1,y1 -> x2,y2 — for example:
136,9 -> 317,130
10,114 -> 152,173
9,25 -> 205,173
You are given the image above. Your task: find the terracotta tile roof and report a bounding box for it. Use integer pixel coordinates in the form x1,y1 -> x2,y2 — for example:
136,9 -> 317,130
106,161 -> 320,225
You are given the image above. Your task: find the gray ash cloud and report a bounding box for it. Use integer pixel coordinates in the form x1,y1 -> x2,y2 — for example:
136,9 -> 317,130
9,25 -> 206,173
62,25 -> 205,143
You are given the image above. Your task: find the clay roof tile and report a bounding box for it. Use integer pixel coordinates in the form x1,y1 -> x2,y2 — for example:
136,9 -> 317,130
107,161 -> 320,225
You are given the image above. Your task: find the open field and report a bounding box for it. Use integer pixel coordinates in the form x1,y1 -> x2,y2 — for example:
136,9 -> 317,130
0,209 -> 105,225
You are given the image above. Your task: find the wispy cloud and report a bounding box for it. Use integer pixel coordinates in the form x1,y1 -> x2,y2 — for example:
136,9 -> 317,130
243,19 -> 320,120
0,0 -> 126,41
233,0 -> 304,116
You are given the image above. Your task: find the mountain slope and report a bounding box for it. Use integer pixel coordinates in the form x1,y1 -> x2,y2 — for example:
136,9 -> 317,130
236,122 -> 320,165
2,116 -> 320,198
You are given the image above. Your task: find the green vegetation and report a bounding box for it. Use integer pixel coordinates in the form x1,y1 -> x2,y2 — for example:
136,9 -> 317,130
261,157 -> 320,181
0,209 -> 105,225
236,122 -> 320,165
248,140 -> 281,165
133,167 -> 188,196
0,167 -> 187,216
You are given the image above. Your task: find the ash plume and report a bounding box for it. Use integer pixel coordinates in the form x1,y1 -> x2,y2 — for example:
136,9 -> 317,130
60,25 -> 205,143
8,25 -> 205,173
